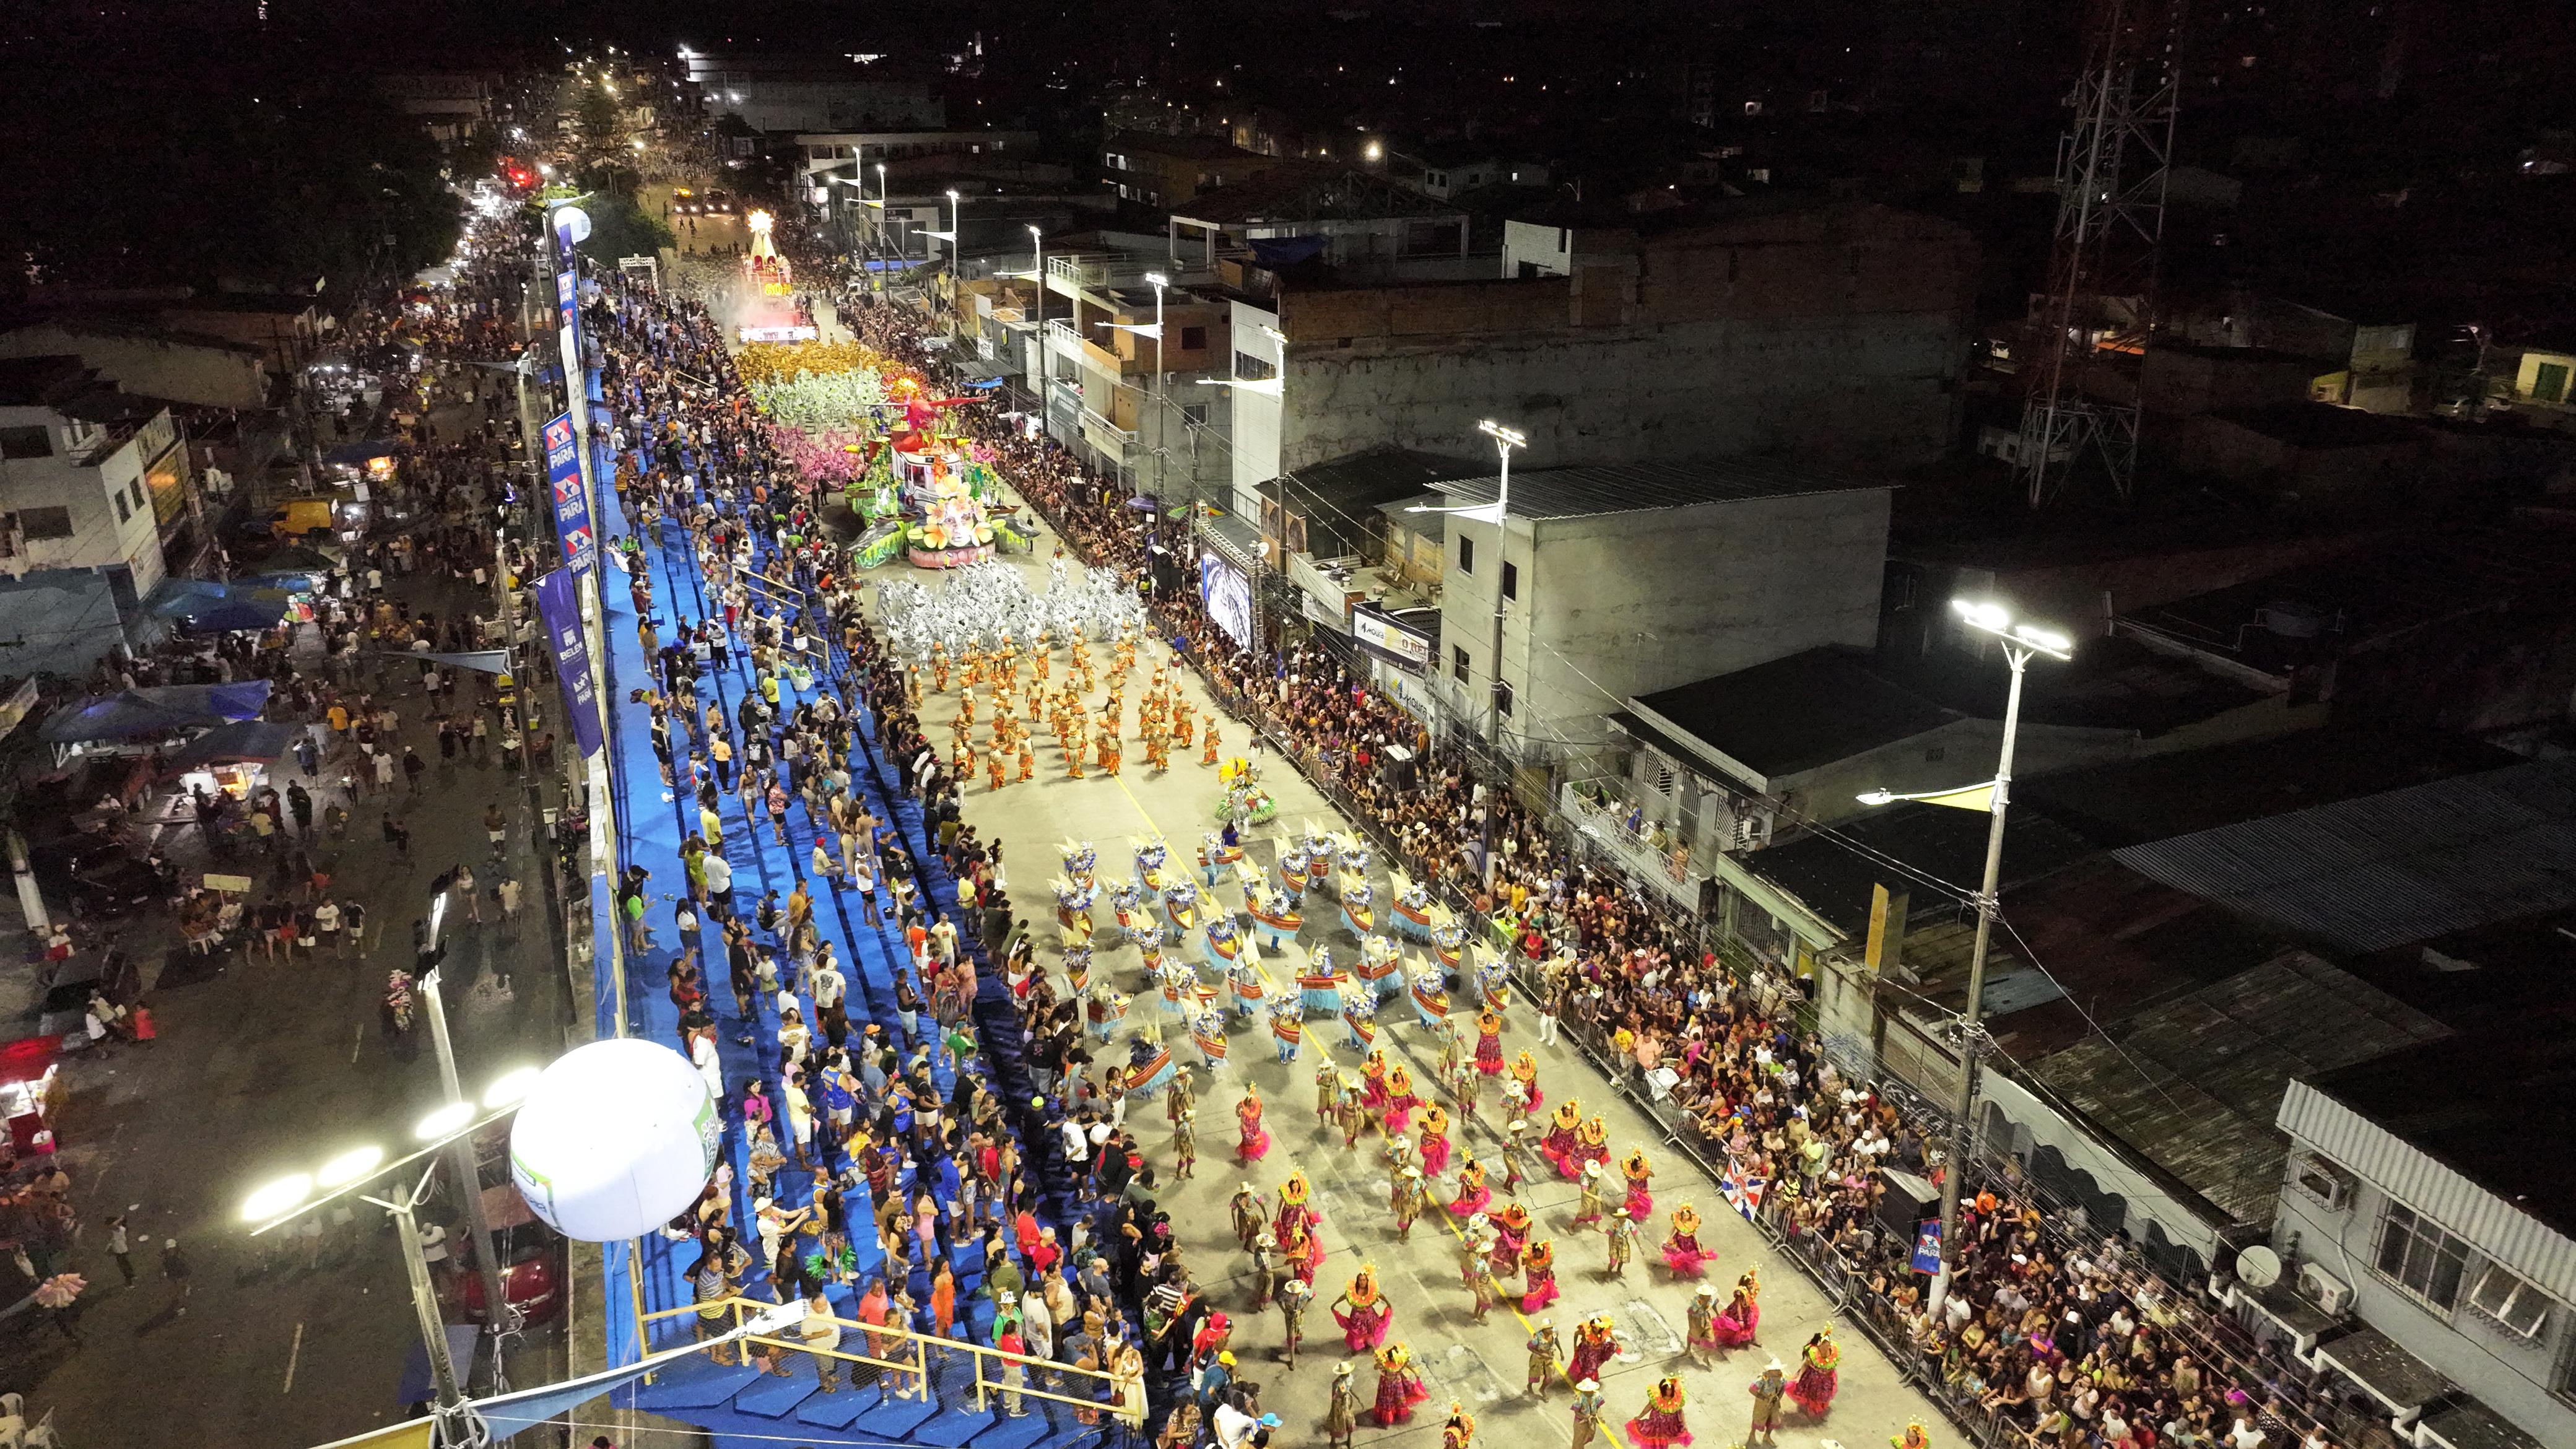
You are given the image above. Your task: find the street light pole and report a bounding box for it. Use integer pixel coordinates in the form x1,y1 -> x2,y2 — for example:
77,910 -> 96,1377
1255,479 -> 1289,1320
1476,419 -> 1524,747
419,960 -> 518,1341
1145,271 -> 1168,504
1028,225 -> 1045,328
1859,599 -> 2068,1315
368,1163 -> 472,1443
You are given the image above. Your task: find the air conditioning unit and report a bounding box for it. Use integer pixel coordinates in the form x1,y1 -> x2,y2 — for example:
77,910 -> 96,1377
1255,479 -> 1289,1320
2300,1263 -> 2353,1316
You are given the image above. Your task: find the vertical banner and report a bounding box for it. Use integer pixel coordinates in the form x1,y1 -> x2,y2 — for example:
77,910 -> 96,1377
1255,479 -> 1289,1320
543,412 -> 596,573
556,268 -> 579,333
534,568 -> 603,760
1912,1217 -> 1944,1274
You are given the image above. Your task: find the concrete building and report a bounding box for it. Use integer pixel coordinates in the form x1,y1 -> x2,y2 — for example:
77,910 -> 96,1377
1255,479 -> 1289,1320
2177,404 -> 2429,503
1386,144 -> 1551,202
153,294 -> 323,372
1224,199 -> 1977,518
0,356 -> 186,674
2180,290 -> 2417,414
1421,457 -> 1895,760
797,129 -> 1040,209
0,320 -> 279,412
2269,1029 -> 2570,1449
683,56 -> 942,134
2503,335 -> 2575,430
1102,132 -> 1290,209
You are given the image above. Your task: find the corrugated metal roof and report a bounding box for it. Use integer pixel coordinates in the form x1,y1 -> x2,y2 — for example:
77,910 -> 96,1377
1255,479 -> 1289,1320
2281,1077 -> 2576,1304
1429,456 -> 1892,520
2110,758 -> 2576,953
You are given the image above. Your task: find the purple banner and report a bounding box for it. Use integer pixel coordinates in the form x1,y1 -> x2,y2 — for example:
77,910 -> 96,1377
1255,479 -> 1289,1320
543,412 -> 595,573
534,568 -> 603,760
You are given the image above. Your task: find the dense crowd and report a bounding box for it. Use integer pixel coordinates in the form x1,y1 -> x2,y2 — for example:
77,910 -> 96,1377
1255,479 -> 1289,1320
780,225 -> 2352,1449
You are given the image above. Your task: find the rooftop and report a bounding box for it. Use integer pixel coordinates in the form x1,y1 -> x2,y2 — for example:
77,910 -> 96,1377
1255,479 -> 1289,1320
2017,723 -> 2520,848
2301,1020 -> 2576,1243
2204,402 -> 2424,448
1105,129 -> 1261,162
2112,756 -> 2576,954
1426,456 -> 1891,522
0,354 -> 96,409
1743,798 -> 2099,940
1265,445 -> 1482,515
1629,648 -> 1956,785
1172,164 -> 1463,227
2022,947 -> 2448,1227
1875,632 -> 2274,738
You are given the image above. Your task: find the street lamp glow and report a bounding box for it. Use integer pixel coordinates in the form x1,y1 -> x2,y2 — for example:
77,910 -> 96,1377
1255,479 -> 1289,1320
1952,598 -> 2011,632
483,1065 -> 544,1109
1478,419 -> 1528,450
1950,598 -> 2073,659
316,1144 -> 386,1188
1144,271 -> 1170,288
416,1101 -> 476,1140
242,1172 -> 314,1222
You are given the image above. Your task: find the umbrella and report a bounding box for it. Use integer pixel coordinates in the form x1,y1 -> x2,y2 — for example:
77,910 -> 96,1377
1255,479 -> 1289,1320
32,1273 -> 84,1309
147,580 -> 295,633
163,720 -> 297,773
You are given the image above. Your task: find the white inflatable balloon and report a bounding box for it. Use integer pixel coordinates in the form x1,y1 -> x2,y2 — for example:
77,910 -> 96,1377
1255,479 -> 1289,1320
510,1038 -> 718,1242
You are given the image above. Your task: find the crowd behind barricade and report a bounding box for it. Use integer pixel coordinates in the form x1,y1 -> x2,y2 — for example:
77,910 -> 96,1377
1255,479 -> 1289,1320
768,221 -> 2361,1449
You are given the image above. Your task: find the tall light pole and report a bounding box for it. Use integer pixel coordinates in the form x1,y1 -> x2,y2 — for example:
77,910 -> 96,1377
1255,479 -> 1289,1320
1027,224 -> 1045,327
242,1060 -> 547,1447
421,889 -> 517,1342
874,163 -> 887,257
1144,271 -> 1168,503
1856,598 -> 2071,1313
944,187 -> 962,267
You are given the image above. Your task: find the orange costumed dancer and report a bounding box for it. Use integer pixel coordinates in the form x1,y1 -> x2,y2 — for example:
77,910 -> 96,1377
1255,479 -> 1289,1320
1788,1329 -> 1840,1419
1622,1147 -> 1655,1221
1510,1050 -> 1543,1113
1372,1343 -> 1429,1425
1474,1008 -> 1505,1075
1237,1086 -> 1271,1162
1541,1102 -> 1585,1178
1331,1265 -> 1393,1352
1663,1204 -> 1710,1277
1521,1238 -> 1562,1311
1417,1104 -> 1453,1177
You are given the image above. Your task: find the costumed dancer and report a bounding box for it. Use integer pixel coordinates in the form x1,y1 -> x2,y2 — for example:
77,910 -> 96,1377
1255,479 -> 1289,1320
1511,1050 -> 1544,1113
1492,1202 -> 1533,1275
1268,998 -> 1302,1064
1565,1316 -> 1619,1388
1172,1101 -> 1198,1181
1372,1344 -> 1428,1426
1622,1148 -> 1655,1221
1448,1157 -> 1492,1217
1392,1165 -> 1425,1241
1330,1266 -> 1393,1352
1627,1376 -> 1692,1449
1542,1101 -> 1584,1178
1383,1063 -> 1421,1138
1788,1329 -> 1841,1420
1686,1284 -> 1723,1364
1572,1380 -> 1606,1449
1442,1402 -> 1477,1449
1279,1275 -> 1312,1370
1526,1320 -> 1562,1398
1663,1204 -> 1710,1277
1500,1118 -> 1534,1196
1574,1116 -> 1612,1177
1712,1268 -> 1761,1349
1417,1103 -> 1453,1177
1237,1086 -> 1270,1162
1230,1182 -> 1267,1253
1747,1358 -> 1789,1448
1521,1238 -> 1562,1311
1250,1233 -> 1277,1310
1474,1007 -> 1506,1076
1572,1160 -> 1608,1229
1892,1422 -> 1932,1449
1323,1359 -> 1355,1448
1606,1207 -> 1639,1278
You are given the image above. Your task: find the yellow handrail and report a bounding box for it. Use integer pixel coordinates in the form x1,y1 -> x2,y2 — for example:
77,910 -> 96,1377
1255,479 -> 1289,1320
637,1294 -> 1144,1425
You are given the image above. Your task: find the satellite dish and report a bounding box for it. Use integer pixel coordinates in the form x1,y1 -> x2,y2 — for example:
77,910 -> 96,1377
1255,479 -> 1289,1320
2236,1245 -> 2282,1288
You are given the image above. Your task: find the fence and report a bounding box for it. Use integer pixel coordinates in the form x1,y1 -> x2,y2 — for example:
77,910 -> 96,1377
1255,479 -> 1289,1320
639,1295 -> 1146,1427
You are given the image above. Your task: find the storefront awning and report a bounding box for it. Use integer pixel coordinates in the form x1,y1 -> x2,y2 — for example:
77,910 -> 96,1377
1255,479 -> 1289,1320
2312,1327 -> 2452,1416
39,682 -> 273,744
2416,1399 -> 2545,1449
147,580 -> 296,632
164,720 -> 297,772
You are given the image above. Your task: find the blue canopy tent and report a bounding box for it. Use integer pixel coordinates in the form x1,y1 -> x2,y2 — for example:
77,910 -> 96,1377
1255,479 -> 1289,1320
39,682 -> 272,746
162,720 -> 296,773
147,580 -> 296,633
236,544 -> 345,593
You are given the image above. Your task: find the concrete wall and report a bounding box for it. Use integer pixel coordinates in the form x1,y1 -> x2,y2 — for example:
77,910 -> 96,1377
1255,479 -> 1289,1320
2271,1164 -> 2576,1448
0,324 -> 273,411
1439,488 -> 1892,747
1227,300 -> 1287,519
0,409 -> 168,591
1280,306 -> 1964,475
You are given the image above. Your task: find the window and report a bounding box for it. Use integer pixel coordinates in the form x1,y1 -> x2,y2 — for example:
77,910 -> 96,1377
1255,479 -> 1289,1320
1495,681 -> 1513,717
1180,326 -> 1207,351
2375,1204 -> 2469,1312
0,426 -> 51,459
2535,362 -> 2571,404
2291,1152 -> 2356,1211
17,506 -> 72,541
113,491 -> 131,523
1457,535 -> 1473,574
1180,402 -> 1209,425
1233,351 -> 1277,382
1501,560 -> 1517,601
2470,1263 -> 2551,1339
130,480 -> 146,511
1452,645 -> 1469,682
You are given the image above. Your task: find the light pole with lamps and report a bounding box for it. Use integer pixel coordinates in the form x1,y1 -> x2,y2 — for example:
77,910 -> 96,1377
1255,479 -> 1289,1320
1027,224 -> 1045,327
420,886 -> 517,1342
1855,597 -> 2070,1314
1408,419 -> 1525,744
1144,270 -> 1168,503
240,1058 -> 549,1446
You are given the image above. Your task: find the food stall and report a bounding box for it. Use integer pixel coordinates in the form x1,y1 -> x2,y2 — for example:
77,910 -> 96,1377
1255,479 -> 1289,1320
0,1037 -> 63,1158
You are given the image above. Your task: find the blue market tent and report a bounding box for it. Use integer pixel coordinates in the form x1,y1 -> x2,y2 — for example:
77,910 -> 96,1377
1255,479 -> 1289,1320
39,682 -> 272,744
162,720 -> 296,772
236,545 -> 344,592
147,580 -> 296,632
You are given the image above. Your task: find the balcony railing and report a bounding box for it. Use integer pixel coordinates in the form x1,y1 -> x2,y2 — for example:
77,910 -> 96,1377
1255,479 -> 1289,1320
1043,318 -> 1085,356
1559,781 -> 1705,910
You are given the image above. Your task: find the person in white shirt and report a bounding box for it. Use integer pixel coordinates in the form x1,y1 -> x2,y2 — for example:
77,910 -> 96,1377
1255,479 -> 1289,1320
799,1287 -> 842,1390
